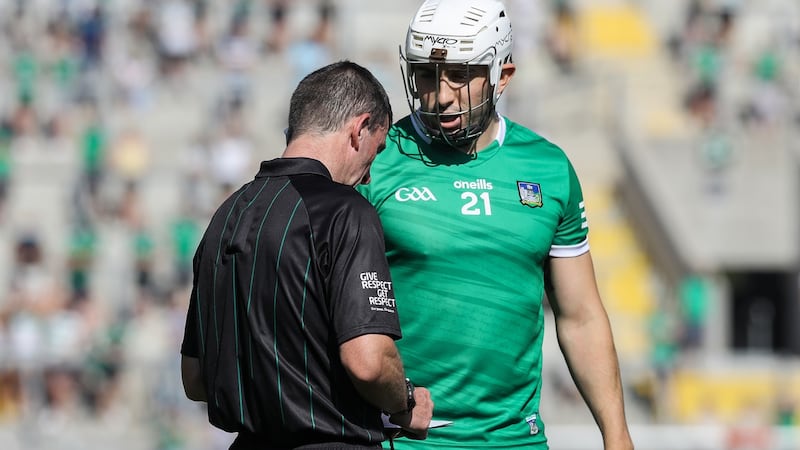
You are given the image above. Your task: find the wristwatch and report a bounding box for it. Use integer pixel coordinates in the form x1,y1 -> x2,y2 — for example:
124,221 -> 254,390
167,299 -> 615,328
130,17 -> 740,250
386,378 -> 416,415
403,378 -> 416,413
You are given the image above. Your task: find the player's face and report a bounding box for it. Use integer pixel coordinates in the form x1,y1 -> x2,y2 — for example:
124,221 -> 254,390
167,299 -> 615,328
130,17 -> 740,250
412,64 -> 491,137
353,124 -> 388,186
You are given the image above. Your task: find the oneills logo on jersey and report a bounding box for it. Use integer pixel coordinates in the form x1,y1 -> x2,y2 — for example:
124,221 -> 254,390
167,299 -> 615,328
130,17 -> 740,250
394,187 -> 437,202
517,181 -> 543,208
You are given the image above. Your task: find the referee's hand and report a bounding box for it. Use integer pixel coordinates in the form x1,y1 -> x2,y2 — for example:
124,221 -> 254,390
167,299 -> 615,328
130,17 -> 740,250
389,386 -> 433,440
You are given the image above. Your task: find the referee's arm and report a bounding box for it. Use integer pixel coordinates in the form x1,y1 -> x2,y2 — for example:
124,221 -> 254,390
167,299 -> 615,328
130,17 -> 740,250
340,334 -> 433,437
181,355 -> 207,402
340,333 -> 408,413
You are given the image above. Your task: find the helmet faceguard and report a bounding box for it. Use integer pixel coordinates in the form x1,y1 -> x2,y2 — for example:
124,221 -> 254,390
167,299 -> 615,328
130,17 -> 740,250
400,0 -> 513,148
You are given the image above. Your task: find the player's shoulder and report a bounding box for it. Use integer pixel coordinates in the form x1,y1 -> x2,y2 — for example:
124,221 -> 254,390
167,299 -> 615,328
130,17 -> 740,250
503,117 -> 570,160
503,118 -> 562,150
388,115 -> 424,144
389,115 -> 416,138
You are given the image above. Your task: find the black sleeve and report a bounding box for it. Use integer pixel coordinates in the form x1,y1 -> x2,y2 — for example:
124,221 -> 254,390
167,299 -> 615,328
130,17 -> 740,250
327,197 -> 402,345
180,235 -> 206,357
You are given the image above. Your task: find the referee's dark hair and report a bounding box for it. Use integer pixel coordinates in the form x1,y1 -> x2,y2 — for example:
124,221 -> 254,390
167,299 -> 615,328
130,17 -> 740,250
286,60 -> 393,143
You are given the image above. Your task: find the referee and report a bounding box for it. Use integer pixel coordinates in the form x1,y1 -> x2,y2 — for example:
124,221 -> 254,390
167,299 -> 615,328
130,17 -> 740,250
180,61 -> 433,449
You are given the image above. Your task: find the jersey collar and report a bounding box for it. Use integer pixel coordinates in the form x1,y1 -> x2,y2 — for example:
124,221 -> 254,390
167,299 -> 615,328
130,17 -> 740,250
256,157 -> 332,179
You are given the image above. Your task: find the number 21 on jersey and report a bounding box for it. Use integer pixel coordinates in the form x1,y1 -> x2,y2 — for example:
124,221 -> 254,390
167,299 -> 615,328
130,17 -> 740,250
461,192 -> 492,216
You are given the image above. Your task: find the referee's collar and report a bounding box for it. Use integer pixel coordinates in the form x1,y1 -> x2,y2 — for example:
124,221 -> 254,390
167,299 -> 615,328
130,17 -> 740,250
256,157 -> 332,180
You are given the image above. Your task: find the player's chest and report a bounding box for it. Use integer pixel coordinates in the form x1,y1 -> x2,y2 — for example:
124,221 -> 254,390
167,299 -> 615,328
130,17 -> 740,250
377,165 -> 564,250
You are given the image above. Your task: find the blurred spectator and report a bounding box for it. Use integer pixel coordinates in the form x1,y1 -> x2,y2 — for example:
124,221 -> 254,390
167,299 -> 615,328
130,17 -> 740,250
6,100 -> 39,158
45,294 -> 95,369
191,0 -> 214,61
698,130 -> 734,197
739,47 -> 788,129
544,0 -> 579,74
110,44 -> 157,112
1,232 -> 67,420
696,122 -> 734,197
179,131 -> 215,217
672,1 -> 739,147
6,232 -> 66,319
78,105 -> 109,212
156,0 -> 197,81
669,1 -> 736,65
121,292 -> 177,426
645,304 -> 681,419
0,128 -> 11,221
127,3 -> 157,51
692,43 -> 722,88
11,38 -> 39,106
683,78 -> 736,197
678,274 -> 711,351
208,112 -> 252,200
41,109 -> 77,160
110,127 -> 151,190
684,81 -> 717,126
507,0 -> 546,60
263,0 -> 336,55
81,312 -> 126,419
263,0 -> 290,53
117,181 -> 145,230
215,14 -> 259,108
44,14 -> 81,108
77,5 -> 107,73
66,225 -> 97,302
775,394 -> 797,426
286,1 -> 335,86
40,366 -> 84,424
0,369 -> 22,420
170,212 -> 200,288
131,221 -> 156,296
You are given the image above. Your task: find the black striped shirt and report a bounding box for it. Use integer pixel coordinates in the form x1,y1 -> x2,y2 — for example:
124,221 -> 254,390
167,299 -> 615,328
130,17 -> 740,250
181,157 -> 401,448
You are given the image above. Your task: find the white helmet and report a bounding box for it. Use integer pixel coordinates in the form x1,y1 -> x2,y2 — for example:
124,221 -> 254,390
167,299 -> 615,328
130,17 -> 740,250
401,0 -> 514,147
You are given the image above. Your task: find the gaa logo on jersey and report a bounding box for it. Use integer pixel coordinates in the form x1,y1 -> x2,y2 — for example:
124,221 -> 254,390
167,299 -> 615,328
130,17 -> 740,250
517,181 -> 543,208
394,187 -> 437,202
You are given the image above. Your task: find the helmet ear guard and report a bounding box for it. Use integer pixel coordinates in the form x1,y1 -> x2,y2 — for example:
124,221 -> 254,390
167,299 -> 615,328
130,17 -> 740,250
490,49 -> 514,102
399,47 -> 419,100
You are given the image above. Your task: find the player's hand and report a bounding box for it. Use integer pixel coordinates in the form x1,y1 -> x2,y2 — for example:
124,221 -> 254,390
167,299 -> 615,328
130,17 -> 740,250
388,386 -> 433,440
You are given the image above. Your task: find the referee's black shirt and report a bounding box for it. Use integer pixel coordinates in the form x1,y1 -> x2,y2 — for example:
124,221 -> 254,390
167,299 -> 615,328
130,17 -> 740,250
181,158 -> 402,448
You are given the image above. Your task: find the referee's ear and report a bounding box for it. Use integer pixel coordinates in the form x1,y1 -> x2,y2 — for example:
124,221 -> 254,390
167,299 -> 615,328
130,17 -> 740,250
349,113 -> 371,151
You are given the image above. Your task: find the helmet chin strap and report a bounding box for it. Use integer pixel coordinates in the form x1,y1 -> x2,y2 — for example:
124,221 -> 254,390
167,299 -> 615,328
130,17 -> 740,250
429,116 -> 489,150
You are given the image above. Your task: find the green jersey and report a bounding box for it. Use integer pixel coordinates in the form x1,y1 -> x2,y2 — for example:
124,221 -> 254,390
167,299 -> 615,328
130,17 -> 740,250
358,115 -> 589,449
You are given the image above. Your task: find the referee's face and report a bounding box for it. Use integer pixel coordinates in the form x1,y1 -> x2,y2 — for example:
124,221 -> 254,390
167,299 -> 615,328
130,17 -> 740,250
352,124 -> 388,186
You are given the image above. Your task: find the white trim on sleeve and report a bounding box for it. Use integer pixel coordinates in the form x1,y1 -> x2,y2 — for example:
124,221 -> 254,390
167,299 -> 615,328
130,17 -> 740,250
549,238 -> 590,258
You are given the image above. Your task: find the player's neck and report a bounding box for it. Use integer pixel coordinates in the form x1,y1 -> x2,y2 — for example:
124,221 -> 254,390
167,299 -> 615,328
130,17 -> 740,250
471,115 -> 501,153
443,115 -> 500,155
